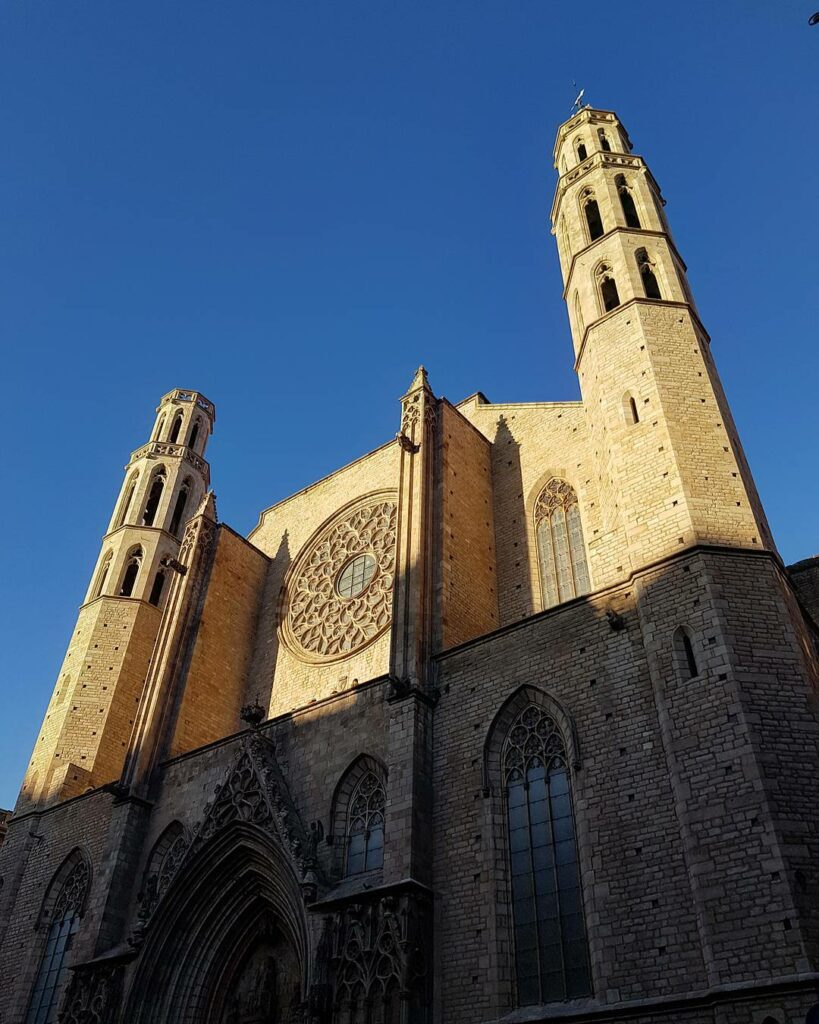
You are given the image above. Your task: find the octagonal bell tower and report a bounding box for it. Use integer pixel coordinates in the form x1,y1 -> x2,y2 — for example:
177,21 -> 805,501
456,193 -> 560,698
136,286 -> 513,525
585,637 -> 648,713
551,106 -> 772,572
17,389 -> 215,811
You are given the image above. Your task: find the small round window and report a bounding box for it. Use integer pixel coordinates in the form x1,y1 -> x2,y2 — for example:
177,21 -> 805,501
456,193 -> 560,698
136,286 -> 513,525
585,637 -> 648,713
336,553 -> 377,599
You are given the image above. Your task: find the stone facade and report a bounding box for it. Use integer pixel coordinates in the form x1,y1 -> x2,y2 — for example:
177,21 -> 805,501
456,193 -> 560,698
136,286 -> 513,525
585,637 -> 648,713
0,107 -> 817,1024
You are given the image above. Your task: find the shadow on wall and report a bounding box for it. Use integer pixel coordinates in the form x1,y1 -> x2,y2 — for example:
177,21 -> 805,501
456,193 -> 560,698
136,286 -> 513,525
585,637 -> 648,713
245,529 -> 292,714
492,416 -> 534,625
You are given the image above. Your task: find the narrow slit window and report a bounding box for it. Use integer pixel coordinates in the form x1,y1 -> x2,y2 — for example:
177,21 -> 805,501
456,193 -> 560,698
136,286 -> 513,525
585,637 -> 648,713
675,627 -> 699,679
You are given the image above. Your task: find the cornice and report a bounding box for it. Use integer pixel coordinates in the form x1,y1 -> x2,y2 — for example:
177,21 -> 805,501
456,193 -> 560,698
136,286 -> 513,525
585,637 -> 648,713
127,440 -> 210,481
573,297 -> 711,372
550,152 -> 666,227
561,226 -> 688,301
432,543 -> 785,664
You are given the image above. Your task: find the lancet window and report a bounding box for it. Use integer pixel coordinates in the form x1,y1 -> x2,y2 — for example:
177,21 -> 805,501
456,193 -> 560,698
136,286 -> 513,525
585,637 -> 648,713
581,189 -> 604,241
119,547 -> 143,598
615,174 -> 641,229
169,479 -> 191,537
168,412 -> 184,444
596,263 -> 620,312
115,473 -> 138,530
504,705 -> 590,1004
635,248 -> 662,299
345,770 -> 386,875
535,479 -> 591,610
25,851 -> 90,1024
142,469 -> 165,527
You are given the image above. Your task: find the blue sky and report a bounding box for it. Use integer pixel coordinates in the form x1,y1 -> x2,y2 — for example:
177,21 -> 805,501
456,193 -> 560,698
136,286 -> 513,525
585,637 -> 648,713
1,2 -> 817,808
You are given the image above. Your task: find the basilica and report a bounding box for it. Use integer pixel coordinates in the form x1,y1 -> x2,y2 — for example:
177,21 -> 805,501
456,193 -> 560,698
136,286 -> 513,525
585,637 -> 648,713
1,106 -> 818,1024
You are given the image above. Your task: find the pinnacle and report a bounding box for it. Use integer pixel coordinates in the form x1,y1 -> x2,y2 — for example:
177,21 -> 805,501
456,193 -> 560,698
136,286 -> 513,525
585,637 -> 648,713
406,365 -> 432,394
193,489 -> 218,523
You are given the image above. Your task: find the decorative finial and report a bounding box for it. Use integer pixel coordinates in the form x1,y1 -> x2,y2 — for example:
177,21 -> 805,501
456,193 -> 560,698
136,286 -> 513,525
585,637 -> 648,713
408,365 -> 429,392
193,489 -> 218,522
570,81 -> 586,116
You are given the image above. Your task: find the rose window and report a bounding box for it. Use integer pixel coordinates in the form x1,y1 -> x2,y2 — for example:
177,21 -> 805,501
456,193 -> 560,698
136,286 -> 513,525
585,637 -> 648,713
282,497 -> 397,661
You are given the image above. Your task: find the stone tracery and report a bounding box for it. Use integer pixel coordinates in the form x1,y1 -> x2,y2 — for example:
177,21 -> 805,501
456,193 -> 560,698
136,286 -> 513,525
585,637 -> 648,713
283,498 -> 397,661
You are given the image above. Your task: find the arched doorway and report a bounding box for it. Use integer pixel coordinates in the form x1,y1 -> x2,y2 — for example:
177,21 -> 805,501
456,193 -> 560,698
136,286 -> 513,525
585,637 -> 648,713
125,823 -> 309,1024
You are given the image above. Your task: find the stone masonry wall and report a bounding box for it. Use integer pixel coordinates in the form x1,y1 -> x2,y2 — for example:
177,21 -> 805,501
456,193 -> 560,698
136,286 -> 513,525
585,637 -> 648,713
18,597 -> 161,812
436,401 -> 499,650
169,525 -> 269,758
247,441 -> 401,715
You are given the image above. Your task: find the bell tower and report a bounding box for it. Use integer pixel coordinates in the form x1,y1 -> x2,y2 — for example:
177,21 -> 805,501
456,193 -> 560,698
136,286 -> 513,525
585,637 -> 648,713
17,389 -> 215,811
551,106 -> 772,573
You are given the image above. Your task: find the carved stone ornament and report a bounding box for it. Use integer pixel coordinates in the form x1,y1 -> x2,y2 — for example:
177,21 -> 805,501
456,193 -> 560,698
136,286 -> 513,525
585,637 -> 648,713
52,860 -> 90,923
534,477 -> 580,525
329,889 -> 431,1017
281,496 -> 398,663
58,961 -> 124,1024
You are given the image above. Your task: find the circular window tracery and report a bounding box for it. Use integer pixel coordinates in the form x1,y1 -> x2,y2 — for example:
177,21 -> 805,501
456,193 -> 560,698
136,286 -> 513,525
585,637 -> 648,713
281,497 -> 397,662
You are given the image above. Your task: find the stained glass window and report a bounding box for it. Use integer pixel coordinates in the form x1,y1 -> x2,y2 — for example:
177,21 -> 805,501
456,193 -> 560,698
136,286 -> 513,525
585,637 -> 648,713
345,770 -> 385,875
504,705 -> 590,1005
534,480 -> 591,610
25,857 -> 89,1024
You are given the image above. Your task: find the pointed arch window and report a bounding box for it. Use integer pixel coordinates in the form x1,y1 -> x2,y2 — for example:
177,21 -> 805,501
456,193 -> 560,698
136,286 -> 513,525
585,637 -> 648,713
94,552 -> 113,599
674,626 -> 699,680
168,412 -> 184,444
504,704 -> 590,1004
345,770 -> 385,875
119,547 -> 143,598
535,479 -> 591,610
25,851 -> 90,1024
169,479 -> 191,537
635,248 -> 662,299
581,189 -> 604,241
596,263 -> 620,312
153,413 -> 166,441
575,139 -> 587,162
188,418 -> 201,452
597,128 -> 611,152
142,470 -> 165,527
115,473 -> 138,530
615,174 -> 641,229
623,392 -> 640,425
